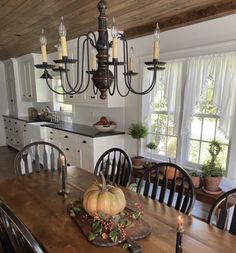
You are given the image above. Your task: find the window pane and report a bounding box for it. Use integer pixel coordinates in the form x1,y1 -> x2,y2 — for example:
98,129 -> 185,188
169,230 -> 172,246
202,118 -> 216,141
157,135 -> 167,155
167,137 -> 177,158
190,117 -> 202,139
189,140 -> 200,164
157,114 -> 167,135
217,144 -> 228,172
199,142 -> 211,165
216,120 -> 228,144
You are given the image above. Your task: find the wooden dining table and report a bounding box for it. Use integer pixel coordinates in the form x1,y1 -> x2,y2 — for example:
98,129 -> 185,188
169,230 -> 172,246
0,166 -> 235,253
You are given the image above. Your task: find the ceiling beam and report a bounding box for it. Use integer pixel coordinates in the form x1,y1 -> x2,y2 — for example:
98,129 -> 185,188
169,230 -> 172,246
124,0 -> 236,39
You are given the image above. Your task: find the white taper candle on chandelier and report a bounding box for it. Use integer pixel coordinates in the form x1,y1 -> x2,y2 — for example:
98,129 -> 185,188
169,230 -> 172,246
92,48 -> 97,70
40,29 -> 47,63
153,22 -> 160,60
59,16 -> 68,57
128,46 -> 134,71
111,17 -> 118,59
58,42 -> 63,67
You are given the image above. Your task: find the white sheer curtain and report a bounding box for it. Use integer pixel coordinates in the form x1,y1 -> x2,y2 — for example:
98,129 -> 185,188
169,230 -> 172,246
181,53 -> 236,138
142,60 -> 183,134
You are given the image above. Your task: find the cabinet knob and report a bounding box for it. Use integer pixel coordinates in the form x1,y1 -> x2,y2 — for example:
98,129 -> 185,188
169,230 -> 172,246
50,138 -> 53,140
17,141 -> 19,144
66,148 -> 69,151
64,135 -> 68,138
24,130 -> 27,132
15,122 -> 17,124
67,163 -> 70,166
77,150 -> 80,152
69,96 -> 74,98
28,94 -> 32,97
23,95 -> 26,97
24,125 -> 26,127
6,137 -> 8,139
50,131 -> 53,134
82,140 -> 87,144
16,130 -> 18,133
91,96 -> 95,99
4,119 -> 6,122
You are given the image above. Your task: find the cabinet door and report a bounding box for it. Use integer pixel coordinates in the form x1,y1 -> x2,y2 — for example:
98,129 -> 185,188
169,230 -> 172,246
4,61 -> 18,115
25,61 -> 36,100
77,135 -> 94,173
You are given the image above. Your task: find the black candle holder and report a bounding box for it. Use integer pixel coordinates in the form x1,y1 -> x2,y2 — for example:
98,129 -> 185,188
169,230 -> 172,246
175,229 -> 183,253
145,59 -> 166,71
34,62 -> 55,69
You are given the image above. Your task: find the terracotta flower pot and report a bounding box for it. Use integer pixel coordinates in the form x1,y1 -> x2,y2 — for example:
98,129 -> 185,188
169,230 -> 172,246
191,176 -> 201,188
166,167 -> 180,180
131,156 -> 144,168
204,176 -> 222,192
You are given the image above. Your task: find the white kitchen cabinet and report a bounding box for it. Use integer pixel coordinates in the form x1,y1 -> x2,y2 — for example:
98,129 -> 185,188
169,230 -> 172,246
3,117 -> 27,150
4,59 -> 18,116
17,53 -> 52,102
44,125 -> 124,172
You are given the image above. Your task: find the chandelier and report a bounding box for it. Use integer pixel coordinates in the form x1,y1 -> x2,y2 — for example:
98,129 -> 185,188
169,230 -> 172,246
35,0 -> 166,100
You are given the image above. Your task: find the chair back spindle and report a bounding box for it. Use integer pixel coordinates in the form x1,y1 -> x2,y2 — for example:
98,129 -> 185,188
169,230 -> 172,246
208,188 -> 236,235
137,162 -> 195,214
94,148 -> 132,187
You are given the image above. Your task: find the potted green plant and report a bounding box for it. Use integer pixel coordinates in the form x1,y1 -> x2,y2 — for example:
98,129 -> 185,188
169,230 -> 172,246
189,170 -> 201,188
202,140 -> 224,192
146,141 -> 157,161
128,123 -> 148,168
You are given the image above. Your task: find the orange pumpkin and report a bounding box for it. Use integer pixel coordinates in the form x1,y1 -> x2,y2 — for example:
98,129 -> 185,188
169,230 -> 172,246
83,173 -> 126,217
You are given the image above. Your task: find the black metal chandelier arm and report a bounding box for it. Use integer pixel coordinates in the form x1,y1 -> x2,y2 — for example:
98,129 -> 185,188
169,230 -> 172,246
107,66 -> 116,96
44,72 -> 67,95
125,68 -> 157,95
86,31 -> 97,47
62,37 -> 91,94
58,71 -> 78,95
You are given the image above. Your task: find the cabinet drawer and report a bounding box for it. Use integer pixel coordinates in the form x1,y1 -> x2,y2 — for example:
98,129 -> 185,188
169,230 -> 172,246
77,135 -> 93,147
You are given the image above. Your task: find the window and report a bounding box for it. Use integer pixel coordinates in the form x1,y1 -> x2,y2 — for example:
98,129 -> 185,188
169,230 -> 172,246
188,77 -> 229,172
146,80 -> 177,159
142,53 -> 236,174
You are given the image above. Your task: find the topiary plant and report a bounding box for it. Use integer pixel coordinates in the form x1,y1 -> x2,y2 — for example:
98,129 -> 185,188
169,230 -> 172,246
146,141 -> 157,160
128,123 -> 148,157
202,140 -> 223,192
202,140 -> 223,177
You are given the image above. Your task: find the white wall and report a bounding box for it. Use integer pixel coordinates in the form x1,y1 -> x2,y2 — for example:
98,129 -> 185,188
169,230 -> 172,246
0,62 -> 9,146
124,14 -> 236,184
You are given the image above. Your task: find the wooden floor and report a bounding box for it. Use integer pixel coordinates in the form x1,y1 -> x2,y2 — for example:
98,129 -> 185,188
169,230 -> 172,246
0,146 -> 18,181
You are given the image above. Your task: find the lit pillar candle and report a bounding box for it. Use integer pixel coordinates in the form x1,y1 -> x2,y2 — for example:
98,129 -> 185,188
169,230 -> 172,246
111,17 -> 118,59
60,155 -> 65,167
177,215 -> 184,231
40,29 -> 47,63
59,16 -> 68,57
153,22 -> 160,60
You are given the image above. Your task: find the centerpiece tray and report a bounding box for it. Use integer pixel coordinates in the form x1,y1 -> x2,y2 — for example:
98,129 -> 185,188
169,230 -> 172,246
68,201 -> 151,247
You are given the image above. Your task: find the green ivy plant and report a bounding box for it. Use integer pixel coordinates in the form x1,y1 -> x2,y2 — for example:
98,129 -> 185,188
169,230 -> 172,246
202,140 -> 224,177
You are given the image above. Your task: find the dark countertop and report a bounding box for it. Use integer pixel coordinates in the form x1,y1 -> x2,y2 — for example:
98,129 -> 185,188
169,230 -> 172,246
2,114 -> 50,123
41,122 -> 125,138
3,115 -> 125,138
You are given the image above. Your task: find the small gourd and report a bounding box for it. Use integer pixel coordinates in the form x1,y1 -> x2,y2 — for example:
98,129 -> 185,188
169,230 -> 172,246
83,173 -> 126,217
